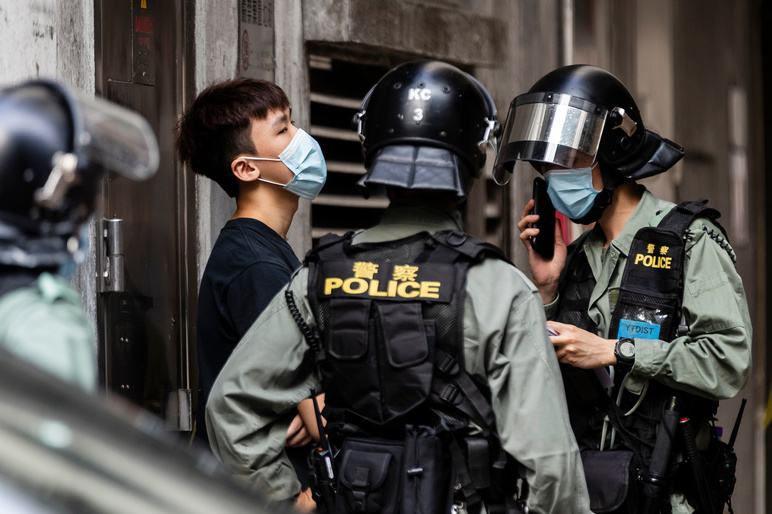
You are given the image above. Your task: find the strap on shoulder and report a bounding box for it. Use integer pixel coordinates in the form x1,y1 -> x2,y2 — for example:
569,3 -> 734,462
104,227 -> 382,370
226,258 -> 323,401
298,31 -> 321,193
433,349 -> 496,431
657,199 -> 724,236
303,231 -> 355,263
428,230 -> 510,265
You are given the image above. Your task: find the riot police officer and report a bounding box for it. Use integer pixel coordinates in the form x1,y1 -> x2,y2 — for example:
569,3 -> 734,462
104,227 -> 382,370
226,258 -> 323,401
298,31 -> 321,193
206,60 -> 591,513
494,65 -> 751,513
0,80 -> 158,390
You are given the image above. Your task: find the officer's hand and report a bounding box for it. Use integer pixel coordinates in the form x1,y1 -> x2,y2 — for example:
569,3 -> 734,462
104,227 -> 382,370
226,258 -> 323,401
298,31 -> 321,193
294,488 -> 317,512
517,199 -> 567,304
286,413 -> 313,447
548,321 -> 616,369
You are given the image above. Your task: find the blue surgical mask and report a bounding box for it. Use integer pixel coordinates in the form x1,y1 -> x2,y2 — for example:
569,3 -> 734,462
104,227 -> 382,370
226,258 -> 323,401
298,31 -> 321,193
243,129 -> 327,200
543,167 -> 600,220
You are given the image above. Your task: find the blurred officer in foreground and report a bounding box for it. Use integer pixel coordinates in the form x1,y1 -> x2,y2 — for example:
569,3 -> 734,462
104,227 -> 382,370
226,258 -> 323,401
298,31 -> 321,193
0,80 -> 158,390
494,64 -> 751,513
207,60 -> 590,513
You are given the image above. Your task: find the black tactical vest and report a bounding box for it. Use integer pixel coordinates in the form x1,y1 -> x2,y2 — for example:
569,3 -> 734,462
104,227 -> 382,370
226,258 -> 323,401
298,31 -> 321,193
557,200 -> 725,464
305,229 -> 504,430
301,230 -> 525,514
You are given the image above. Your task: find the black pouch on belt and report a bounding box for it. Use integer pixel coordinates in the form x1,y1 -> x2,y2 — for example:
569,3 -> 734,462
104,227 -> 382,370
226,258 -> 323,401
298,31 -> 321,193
581,450 -> 635,513
335,437 -> 404,514
401,425 -> 452,513
334,425 -> 451,514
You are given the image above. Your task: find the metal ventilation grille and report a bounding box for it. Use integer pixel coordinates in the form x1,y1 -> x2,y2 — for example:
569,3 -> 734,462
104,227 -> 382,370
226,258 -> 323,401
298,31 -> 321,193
308,55 -> 390,242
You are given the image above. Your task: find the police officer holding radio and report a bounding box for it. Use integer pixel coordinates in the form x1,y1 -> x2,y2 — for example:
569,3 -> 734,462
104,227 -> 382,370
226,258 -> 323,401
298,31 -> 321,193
206,60 -> 591,513
494,65 -> 752,513
0,80 -> 158,391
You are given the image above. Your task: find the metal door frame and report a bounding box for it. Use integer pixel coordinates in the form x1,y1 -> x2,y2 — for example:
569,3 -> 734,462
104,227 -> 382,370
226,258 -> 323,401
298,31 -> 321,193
93,0 -> 197,429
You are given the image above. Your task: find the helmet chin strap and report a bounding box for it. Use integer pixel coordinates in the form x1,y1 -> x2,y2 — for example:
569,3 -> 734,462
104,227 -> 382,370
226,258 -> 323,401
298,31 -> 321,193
568,165 -> 623,225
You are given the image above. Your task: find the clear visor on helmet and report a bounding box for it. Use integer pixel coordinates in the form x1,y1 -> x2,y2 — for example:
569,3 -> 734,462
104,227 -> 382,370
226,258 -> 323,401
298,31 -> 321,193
69,89 -> 159,181
492,92 -> 607,185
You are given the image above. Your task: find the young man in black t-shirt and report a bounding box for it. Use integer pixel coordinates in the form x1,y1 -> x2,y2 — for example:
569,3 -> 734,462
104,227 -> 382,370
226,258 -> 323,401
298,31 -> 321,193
175,79 -> 327,501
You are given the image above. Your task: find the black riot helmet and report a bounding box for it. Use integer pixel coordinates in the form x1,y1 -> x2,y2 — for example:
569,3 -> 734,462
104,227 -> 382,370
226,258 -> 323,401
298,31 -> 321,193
354,60 -> 499,200
0,80 -> 158,269
493,65 -> 684,223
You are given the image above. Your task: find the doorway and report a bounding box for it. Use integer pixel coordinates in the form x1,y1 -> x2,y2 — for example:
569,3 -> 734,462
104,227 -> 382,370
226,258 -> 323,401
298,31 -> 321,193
94,0 -> 195,431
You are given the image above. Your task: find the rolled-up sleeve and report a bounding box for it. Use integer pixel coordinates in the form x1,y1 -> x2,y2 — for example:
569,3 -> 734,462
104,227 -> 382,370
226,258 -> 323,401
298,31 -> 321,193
206,269 -> 320,503
465,261 -> 591,514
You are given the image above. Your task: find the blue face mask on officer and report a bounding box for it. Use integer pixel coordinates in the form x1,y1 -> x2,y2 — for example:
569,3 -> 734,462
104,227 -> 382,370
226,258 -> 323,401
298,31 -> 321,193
543,165 -> 601,220
243,128 -> 328,200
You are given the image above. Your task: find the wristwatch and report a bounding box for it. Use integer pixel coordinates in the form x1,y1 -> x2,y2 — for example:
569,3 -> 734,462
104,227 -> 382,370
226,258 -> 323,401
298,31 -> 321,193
614,337 -> 636,373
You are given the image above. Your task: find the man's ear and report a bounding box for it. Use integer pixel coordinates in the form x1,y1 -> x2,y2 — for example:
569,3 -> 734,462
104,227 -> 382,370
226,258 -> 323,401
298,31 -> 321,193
231,157 -> 261,182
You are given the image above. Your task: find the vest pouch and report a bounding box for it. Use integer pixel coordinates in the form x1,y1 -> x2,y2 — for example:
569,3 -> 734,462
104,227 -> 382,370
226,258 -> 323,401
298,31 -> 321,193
610,227 -> 684,342
376,302 -> 434,422
325,298 -> 384,422
402,425 -> 452,514
581,450 -> 635,513
611,289 -> 678,342
336,437 -> 404,514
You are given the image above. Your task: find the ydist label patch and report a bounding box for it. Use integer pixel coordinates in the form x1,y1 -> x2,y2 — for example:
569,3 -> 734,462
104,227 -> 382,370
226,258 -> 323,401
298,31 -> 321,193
618,319 -> 661,340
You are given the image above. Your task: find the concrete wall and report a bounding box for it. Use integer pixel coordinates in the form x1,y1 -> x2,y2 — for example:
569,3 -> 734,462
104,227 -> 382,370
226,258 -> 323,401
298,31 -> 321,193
191,0 -> 239,282
304,0 -> 506,67
0,0 -> 94,91
634,0 -> 677,202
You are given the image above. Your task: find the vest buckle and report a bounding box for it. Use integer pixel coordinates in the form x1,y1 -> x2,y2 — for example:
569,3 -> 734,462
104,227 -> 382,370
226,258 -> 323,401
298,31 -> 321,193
440,384 -> 460,404
437,353 -> 459,375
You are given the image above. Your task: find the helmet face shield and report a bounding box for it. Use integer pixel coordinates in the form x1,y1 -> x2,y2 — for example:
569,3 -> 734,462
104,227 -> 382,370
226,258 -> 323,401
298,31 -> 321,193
69,89 -> 159,181
493,92 -> 607,184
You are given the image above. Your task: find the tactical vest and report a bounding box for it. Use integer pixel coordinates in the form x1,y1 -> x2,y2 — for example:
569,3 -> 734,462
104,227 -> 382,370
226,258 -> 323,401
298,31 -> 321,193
298,230 -> 524,514
557,200 -> 726,466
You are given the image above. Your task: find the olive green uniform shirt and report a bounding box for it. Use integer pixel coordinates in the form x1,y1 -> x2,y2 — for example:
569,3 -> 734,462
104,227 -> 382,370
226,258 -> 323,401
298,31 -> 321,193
0,272 -> 96,391
207,203 -> 591,514
545,188 -> 752,513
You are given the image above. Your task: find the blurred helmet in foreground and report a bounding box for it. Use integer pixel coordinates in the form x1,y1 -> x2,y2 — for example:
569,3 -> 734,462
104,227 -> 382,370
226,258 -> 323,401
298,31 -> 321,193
0,80 -> 158,268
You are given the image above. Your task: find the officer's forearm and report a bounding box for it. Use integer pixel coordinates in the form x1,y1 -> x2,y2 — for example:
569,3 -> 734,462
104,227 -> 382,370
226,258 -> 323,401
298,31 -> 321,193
297,394 -> 326,442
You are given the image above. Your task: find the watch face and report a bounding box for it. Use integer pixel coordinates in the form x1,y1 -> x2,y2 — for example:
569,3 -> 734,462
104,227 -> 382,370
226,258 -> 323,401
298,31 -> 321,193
619,341 -> 635,358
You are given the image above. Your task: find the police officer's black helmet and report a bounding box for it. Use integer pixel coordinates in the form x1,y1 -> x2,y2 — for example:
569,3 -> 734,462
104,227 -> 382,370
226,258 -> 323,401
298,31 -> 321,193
355,60 -> 499,199
0,81 -> 158,235
493,65 -> 684,187
0,80 -> 158,268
